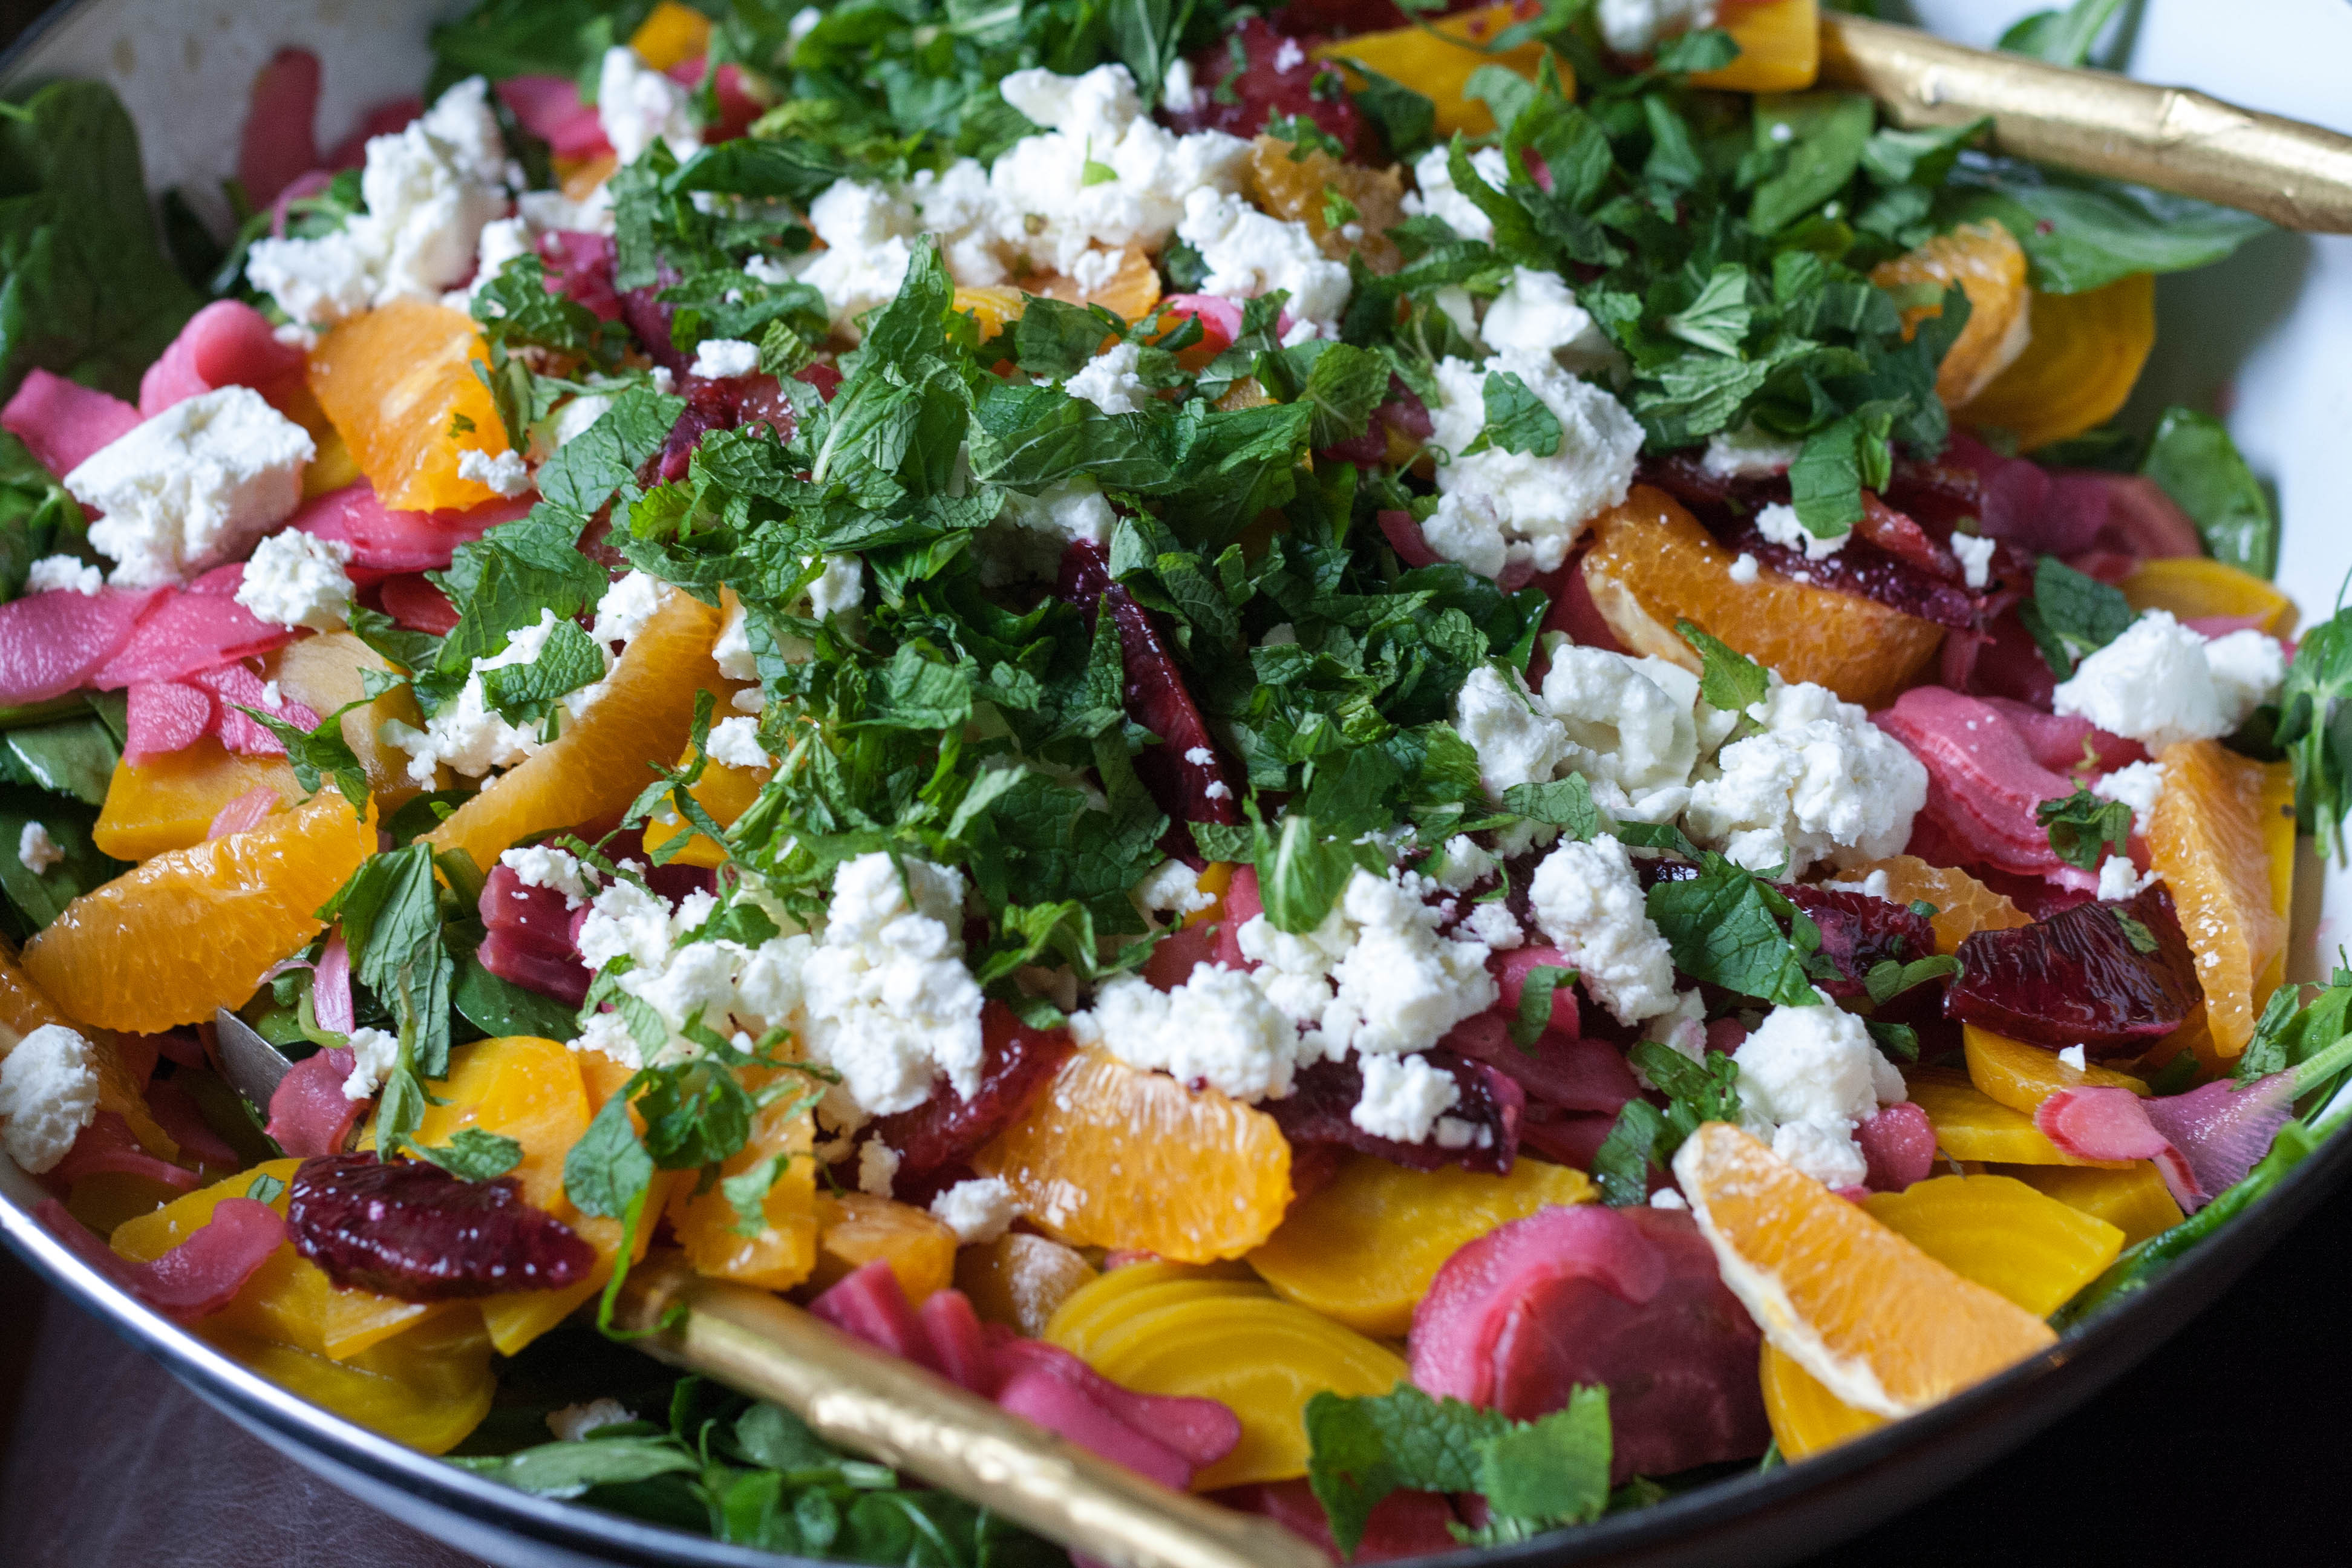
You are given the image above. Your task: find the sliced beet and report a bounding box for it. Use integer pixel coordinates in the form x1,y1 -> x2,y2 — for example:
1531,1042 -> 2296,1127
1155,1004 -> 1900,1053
1875,685 -> 2092,886
286,1153 -> 596,1301
1443,1011 -> 1639,1116
1410,1204 -> 1766,1481
1214,1477 -> 1463,1563
1855,1102 -> 1936,1193
1945,883 -> 2202,1055
1161,16 -> 1370,160
855,1001 -> 1073,1196
1782,884 -> 1938,1001
477,861 -> 591,1007
1057,539 -> 1241,826
1264,1051 -> 1522,1175
1516,1107 -> 1621,1171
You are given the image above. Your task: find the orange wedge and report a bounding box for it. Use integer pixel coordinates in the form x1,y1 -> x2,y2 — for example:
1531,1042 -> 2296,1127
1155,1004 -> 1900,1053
1691,0 -> 1820,93
1675,1122 -> 2057,1419
1841,855 -> 2030,955
426,588 -> 725,875
1244,137 -> 1406,273
1021,244 -> 1163,322
809,1192 -> 959,1304
0,942 -> 178,1161
25,787 -> 375,1033
974,1047 -> 1293,1263
309,298 -> 510,513
2146,741 -> 2289,1057
666,1071 -> 818,1292
1870,220 -> 2033,408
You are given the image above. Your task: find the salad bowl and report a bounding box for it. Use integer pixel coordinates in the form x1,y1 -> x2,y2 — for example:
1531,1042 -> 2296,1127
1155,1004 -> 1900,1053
2,0 -> 2350,1566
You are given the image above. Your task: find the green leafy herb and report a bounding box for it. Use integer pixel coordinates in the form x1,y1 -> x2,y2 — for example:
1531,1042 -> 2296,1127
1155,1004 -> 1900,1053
1677,620 -> 1768,713
1509,965 -> 1576,1049
2139,406 -> 2277,579
2018,555 -> 2135,679
1998,0 -> 2129,69
1503,773 -> 1606,839
1459,370 -> 1564,458
2276,605 -> 2352,861
1591,1098 -> 1667,1206
236,704 -> 370,811
1647,855 -> 1822,1005
1863,953 -> 1961,1005
244,1171 -> 286,1206
2036,787 -> 2134,872
2111,907 -> 2158,954
412,1126 -> 526,1182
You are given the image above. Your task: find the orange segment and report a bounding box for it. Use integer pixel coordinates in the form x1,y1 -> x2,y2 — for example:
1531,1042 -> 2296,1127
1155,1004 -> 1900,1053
1021,244 -> 1163,322
25,787 -> 375,1033
973,1047 -> 1293,1263
809,1192 -> 958,1304
1691,0 -> 1820,93
1675,1122 -> 2057,1419
628,0 -> 712,69
1862,1174 -> 2124,1318
1311,3 -> 1559,139
1761,1341 -> 1884,1461
954,286 -> 1028,345
639,753 -> 771,869
309,298 -> 510,513
2145,741 -> 2289,1057
1962,1024 -> 2148,1119
271,631 -> 437,812
1904,1068 -> 2130,1169
2121,556 -> 2298,639
2255,761 -> 2296,1009
426,587 -> 726,875
91,740 -> 301,863
956,1232 -> 1100,1338
1244,137 -> 1407,275
1580,486 -> 1947,710
0,943 -> 177,1161
665,1073 -> 818,1291
1870,220 -> 2032,408
1840,855 -> 2029,954
1246,1152 -> 1595,1336
557,152 -> 619,202
1957,273 -> 2155,453
1993,1161 -> 2184,1248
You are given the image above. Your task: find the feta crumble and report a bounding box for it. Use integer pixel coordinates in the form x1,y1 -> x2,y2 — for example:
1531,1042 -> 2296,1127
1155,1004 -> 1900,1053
930,1176 -> 1020,1244
1949,532 -> 1996,590
66,387 -> 315,587
571,878 -> 810,1072
16,822 -> 63,875
1402,145 -> 1508,243
706,715 -> 774,770
1236,868 -> 1498,1062
2097,854 -> 2155,901
858,1139 -> 902,1197
0,1024 -> 99,1174
980,479 -> 1118,584
1728,552 -> 1760,585
1682,675 -> 1927,875
1132,857 -> 1215,924
500,844 -> 593,909
691,338 -> 763,380
1700,426 -> 1802,480
800,854 -> 986,1115
341,1026 -> 402,1102
1527,834 -> 1678,1025
1734,998 -> 1904,1189
2057,1045 -> 2088,1072
547,1399 -> 635,1443
1597,0 -> 1720,53
234,528 -> 356,630
2053,610 -> 2284,751
1175,187 -> 1353,331
456,447 -> 532,498
24,555 -> 99,596
1755,501 -> 1847,561
2091,759 -> 2164,831
598,45 -> 703,165
1065,341 -> 1151,415
1480,267 -> 1618,376
1351,1051 -> 1461,1145
1071,963 -> 1311,1102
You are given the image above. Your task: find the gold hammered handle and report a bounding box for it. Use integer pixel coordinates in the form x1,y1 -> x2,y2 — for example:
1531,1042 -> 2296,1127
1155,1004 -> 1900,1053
612,1255 -> 1332,1568
1820,13 -> 2352,234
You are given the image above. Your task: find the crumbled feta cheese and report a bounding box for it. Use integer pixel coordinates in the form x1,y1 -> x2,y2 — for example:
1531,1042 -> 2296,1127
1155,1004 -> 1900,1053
1175,188 -> 1352,330
1065,341 -> 1151,415
791,180 -> 920,338
1540,645 -> 1704,817
1950,532 -> 1996,591
16,822 -> 62,876
1700,426 -> 1802,480
1528,834 -> 1677,1025
2057,1045 -> 2088,1071
1734,998 -> 1901,1189
598,45 -> 703,165
1682,675 -> 1927,875
1649,1186 -> 1688,1210
1480,267 -> 1617,376
1071,964 -> 1310,1102
691,338 -> 763,380
1402,145 -> 1508,243
1236,868 -> 1497,1062
713,597 -> 759,682
1434,835 -> 1498,893
1462,900 -> 1525,950
2091,759 -> 2164,831
931,1175 -> 1021,1244
457,446 -> 532,498
67,387 -> 315,587
801,854 -> 985,1115
1351,1052 -> 1460,1145
1822,867 -> 1893,901
547,1399 -> 634,1443
0,1024 -> 99,1174
234,528 -> 356,630
1452,663 -> 1569,800
500,844 -> 593,908
516,186 -> 615,238
25,555 -> 99,596
1597,0 -> 1719,53
1132,858 -> 1215,924
573,877 -> 810,1070
858,1139 -> 902,1197
1728,552 -> 1760,585
578,878 -> 679,972
451,215 -> 533,306
707,715 -> 773,770
2097,854 -> 2154,901
551,393 -> 616,452
341,1026 -> 402,1102
2051,610 -> 2269,751
1756,501 -> 1847,561
1421,348 -> 1643,581
591,569 -> 667,648
809,554 -> 863,620
1162,57 -> 1200,114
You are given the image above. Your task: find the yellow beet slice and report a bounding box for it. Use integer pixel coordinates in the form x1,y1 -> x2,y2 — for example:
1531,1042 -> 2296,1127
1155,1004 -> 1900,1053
1904,1069 -> 2130,1169
2122,556 -> 2298,639
1247,1152 -> 1595,1336
1045,1261 -> 1269,1360
1312,4 -> 1557,139
1082,1294 -> 1409,1490
1862,1174 -> 2124,1318
1962,1025 -> 2148,1119
1995,1161 -> 2185,1249
207,1311 -> 495,1454
1958,273 -> 2156,453
91,740 -> 301,863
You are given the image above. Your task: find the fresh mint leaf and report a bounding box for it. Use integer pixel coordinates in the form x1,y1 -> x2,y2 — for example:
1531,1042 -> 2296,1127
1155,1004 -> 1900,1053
1295,341 -> 1391,450
1860,118 -> 1991,189
722,1150 -> 794,1238
1748,91 -> 1875,235
2036,787 -> 2133,872
453,949 -> 581,1042
477,618 -> 607,727
1305,1384 -> 1507,1557
413,1126 -> 524,1182
1509,965 -> 1576,1049
1460,370 -> 1564,458
2018,555 -> 2134,679
1503,773 -> 1605,839
2275,606 -> 2352,861
244,1171 -> 286,1206
1647,856 -> 1819,1005
1653,27 -> 1740,73
237,704 -> 370,812
1629,1039 -> 1744,1146
536,384 -> 687,520
1013,297 -> 1123,381
1662,264 -> 1751,357
565,1088 -> 655,1220
323,843 -> 454,1084
1477,1387 -> 1612,1528
1867,1019 -> 1920,1062
1676,620 -> 1768,713
1998,0 -> 2128,67
1592,1097 -> 1666,1206
1339,60 -> 1436,160
1788,407 -> 1893,538
2111,907 -> 2158,954
2139,406 -> 2277,578
1863,953 -> 1961,1006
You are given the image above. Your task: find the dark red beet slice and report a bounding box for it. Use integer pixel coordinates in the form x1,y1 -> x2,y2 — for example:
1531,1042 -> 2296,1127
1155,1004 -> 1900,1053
1263,1051 -> 1522,1175
374,573 -> 460,635
477,861 -> 591,1007
1215,1477 -> 1462,1563
1516,1106 -> 1619,1171
854,1001 -> 1073,1197
1411,1204 -> 1768,1482
1443,1011 -> 1639,1116
537,230 -> 623,321
286,1153 -> 596,1301
619,258 -> 691,374
1161,17 -> 1371,160
1945,883 -> 2202,1055
1782,884 -> 1938,1001
1057,539 -> 1241,826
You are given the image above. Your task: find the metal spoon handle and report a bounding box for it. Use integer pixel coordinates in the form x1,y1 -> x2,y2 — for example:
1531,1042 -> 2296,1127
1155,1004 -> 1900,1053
612,1255 -> 1331,1568
1820,13 -> 2352,234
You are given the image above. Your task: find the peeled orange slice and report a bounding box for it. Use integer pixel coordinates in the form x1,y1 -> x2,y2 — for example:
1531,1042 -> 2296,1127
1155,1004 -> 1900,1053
1675,1122 -> 2057,1419
1870,220 -> 2033,408
426,587 -> 725,875
1021,244 -> 1163,322
309,298 -> 511,513
1841,855 -> 2030,955
2145,741 -> 2290,1057
25,787 -> 375,1033
974,1047 -> 1293,1263
809,1192 -> 959,1304
628,0 -> 712,69
0,943 -> 178,1160
1244,137 -> 1406,273
91,740 -> 301,863
666,1071 -> 818,1292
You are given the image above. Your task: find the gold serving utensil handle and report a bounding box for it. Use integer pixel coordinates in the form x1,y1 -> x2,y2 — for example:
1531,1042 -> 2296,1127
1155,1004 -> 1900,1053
612,1254 -> 1332,1568
1820,13 -> 2352,234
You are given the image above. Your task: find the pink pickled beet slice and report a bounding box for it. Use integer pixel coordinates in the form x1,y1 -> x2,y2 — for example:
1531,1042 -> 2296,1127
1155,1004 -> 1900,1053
810,1259 -> 941,1371
1377,508 -> 1444,569
1,368 -> 140,479
295,480 -> 532,574
540,230 -> 624,321
377,573 -> 462,634
919,1285 -> 998,1397
1782,884 -> 1939,1001
139,299 -> 309,417
324,99 -> 423,169
2035,1085 -> 2203,1209
1057,539 -> 1241,827
857,1001 -> 1071,1194
1875,686 -> 2092,886
142,1080 -> 244,1174
93,593 -> 292,688
994,1364 -> 1197,1493
36,1195 -> 285,1323
1946,883 -> 2201,1054
1160,293 -> 1241,357
125,681 -> 214,763
44,1109 -> 200,1194
264,1047 -> 361,1157
1141,915 -> 1220,990
1979,696 -> 2145,776
1215,1478 -> 1462,1564
1516,1108 -> 1619,1171
2141,1071 -> 2296,1203
1544,550 -> 1632,655
313,929 -> 355,1034
2082,474 -> 2201,560
990,1331 -> 1242,1472
206,785 -> 279,840
238,50 -> 322,207
497,76 -> 613,160
1856,1102 -> 1937,1193
1266,1052 -> 1524,1175
191,661 -> 319,756
286,1152 -> 597,1301
663,59 -> 763,142
1210,863 -> 1261,971
0,586 -> 166,706
1443,1011 -> 1639,1116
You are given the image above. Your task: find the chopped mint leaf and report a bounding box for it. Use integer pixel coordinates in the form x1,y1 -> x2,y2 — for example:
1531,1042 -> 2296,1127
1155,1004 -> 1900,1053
2111,908 -> 2159,954
1662,264 -> 1751,358
1509,965 -> 1576,1049
1863,953 -> 1960,1005
1788,407 -> 1893,537
1647,854 -> 1821,1006
233,702 -> 370,812
2036,786 -> 2133,871
244,1171 -> 286,1206
1677,620 -> 1768,713
412,1126 -> 524,1183
1867,1019 -> 1921,1062
2019,555 -> 2135,679
1592,1098 -> 1666,1206
1459,370 -> 1564,459
1503,773 -> 1606,839
721,1149 -> 794,1237
1476,1386 -> 1612,1528
564,1089 -> 655,1221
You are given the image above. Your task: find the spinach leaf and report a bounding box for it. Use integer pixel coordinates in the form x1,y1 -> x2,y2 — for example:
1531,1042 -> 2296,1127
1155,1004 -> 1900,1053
2140,406 -> 2277,578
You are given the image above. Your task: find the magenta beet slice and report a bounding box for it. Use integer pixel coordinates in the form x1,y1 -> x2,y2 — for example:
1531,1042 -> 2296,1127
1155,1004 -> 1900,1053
2141,1071 -> 2297,1202
264,1047 -> 361,1157
1875,686 -> 2094,886
37,1195 -> 284,1324
477,861 -> 590,1007
1855,1102 -> 1937,1193
1782,884 -> 1938,1001
1215,1477 -> 1462,1564
1161,16 -> 1371,160
1264,1051 -> 1522,1175
285,1153 -> 596,1301
855,1001 -> 1072,1195
1057,540 -> 1241,826
1945,884 -> 2201,1055
1442,1010 -> 1639,1116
